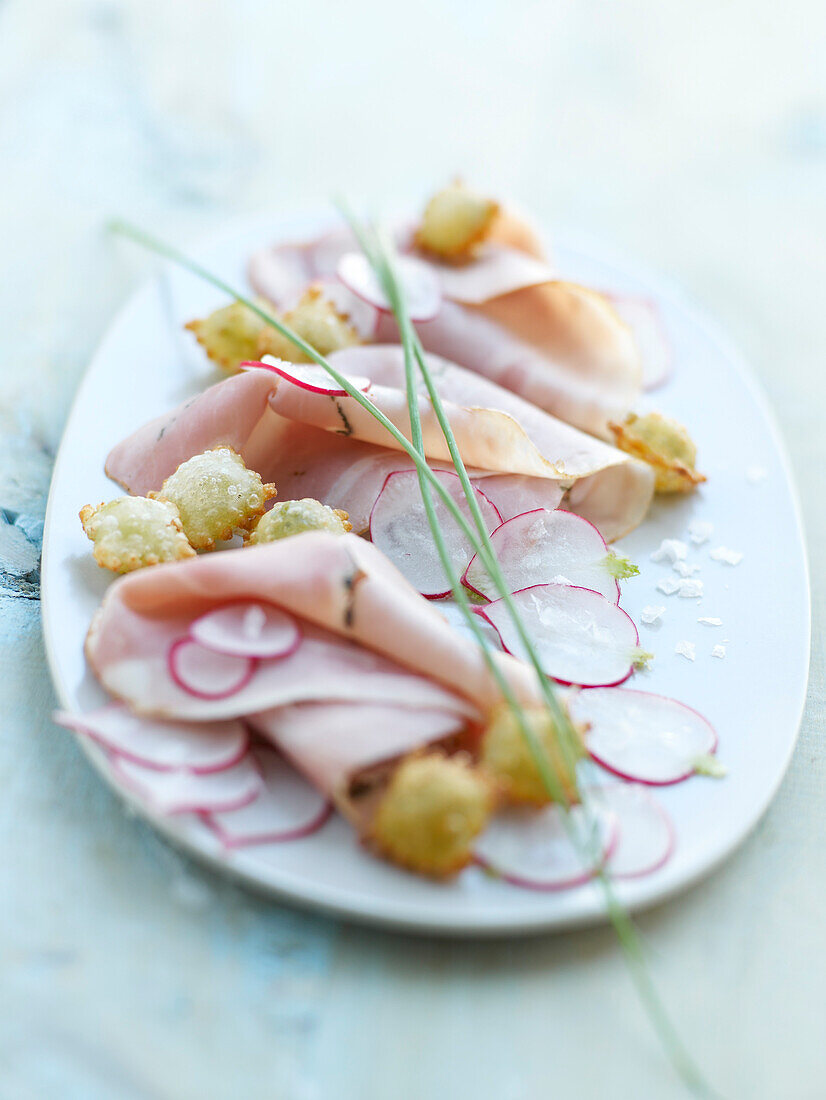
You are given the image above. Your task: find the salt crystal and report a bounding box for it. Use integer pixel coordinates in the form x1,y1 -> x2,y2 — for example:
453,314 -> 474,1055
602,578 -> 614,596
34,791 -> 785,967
650,538 -> 688,564
746,465 -> 767,484
688,520 -> 714,545
711,645 -> 727,659
674,560 -> 702,577
657,577 -> 682,595
675,641 -> 696,661
551,574 -> 573,586
698,617 -> 722,626
677,579 -> 704,598
710,546 -> 744,566
641,605 -> 666,624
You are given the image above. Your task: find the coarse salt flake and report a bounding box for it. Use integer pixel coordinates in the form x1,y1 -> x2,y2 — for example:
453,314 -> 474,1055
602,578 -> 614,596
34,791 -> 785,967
675,641 -> 696,661
657,577 -> 682,595
677,579 -> 704,599
698,617 -> 722,626
674,560 -> 702,577
711,644 -> 727,659
650,538 -> 688,564
641,605 -> 666,624
688,520 -> 714,545
710,546 -> 744,566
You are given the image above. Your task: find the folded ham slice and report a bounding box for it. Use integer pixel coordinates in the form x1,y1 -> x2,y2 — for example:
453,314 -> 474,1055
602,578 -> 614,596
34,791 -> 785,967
248,214 -> 642,438
107,347 -> 653,541
84,534 -> 540,813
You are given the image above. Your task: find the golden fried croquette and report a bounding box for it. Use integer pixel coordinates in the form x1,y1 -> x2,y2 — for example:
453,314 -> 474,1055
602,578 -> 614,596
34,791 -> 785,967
150,447 -> 276,550
368,752 -> 494,877
256,285 -> 361,362
414,181 -> 500,261
480,704 -> 584,806
609,411 -> 706,494
79,496 -> 195,574
249,499 -> 351,545
185,301 -> 267,373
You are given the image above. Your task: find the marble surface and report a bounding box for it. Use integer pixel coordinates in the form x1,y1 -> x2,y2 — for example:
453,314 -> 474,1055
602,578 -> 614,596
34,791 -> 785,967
2,1 -> 824,1097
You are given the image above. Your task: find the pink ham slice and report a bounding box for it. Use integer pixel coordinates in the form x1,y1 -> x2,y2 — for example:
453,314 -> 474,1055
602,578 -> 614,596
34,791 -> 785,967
249,700 -> 468,804
248,216 -> 642,439
85,533 -> 540,723
107,348 -> 652,542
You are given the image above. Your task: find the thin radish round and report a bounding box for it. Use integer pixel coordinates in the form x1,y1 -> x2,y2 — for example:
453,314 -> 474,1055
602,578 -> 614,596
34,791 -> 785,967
588,783 -> 675,878
112,752 -> 262,814
241,358 -> 371,397
55,704 -> 249,773
570,688 -> 718,785
474,802 -> 618,891
477,584 -> 640,687
168,637 -> 256,701
428,245 -> 555,305
190,602 -> 301,660
608,293 -> 672,391
369,469 -> 501,598
463,509 -> 622,604
203,747 -> 332,848
337,251 -> 442,322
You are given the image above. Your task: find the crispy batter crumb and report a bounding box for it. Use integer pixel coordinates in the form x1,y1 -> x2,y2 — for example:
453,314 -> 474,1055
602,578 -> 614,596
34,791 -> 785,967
610,411 -> 706,493
79,496 -> 195,573
150,447 -> 275,550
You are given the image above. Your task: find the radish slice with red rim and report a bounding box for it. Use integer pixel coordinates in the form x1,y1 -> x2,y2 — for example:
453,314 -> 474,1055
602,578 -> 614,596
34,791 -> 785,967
428,245 -> 555,305
190,602 -> 302,660
588,783 -> 675,878
570,687 -> 718,785
241,358 -> 371,397
203,747 -> 332,848
463,509 -> 623,604
608,293 -> 672,391
337,251 -> 442,322
369,469 -> 501,598
474,802 -> 618,891
55,704 -> 249,773
168,638 -> 256,701
112,752 -> 262,814
477,584 -> 641,687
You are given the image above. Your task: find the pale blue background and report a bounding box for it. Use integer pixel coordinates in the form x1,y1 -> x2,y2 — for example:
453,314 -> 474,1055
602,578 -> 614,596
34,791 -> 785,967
1,2 -> 824,1097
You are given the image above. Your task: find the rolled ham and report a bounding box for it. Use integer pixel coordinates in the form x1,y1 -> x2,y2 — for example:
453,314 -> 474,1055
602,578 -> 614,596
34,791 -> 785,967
106,347 -> 653,541
248,212 -> 642,438
84,533 -> 540,811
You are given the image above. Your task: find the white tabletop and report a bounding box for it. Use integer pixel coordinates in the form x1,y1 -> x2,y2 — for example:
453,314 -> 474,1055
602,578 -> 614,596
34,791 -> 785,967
2,2 -> 824,1097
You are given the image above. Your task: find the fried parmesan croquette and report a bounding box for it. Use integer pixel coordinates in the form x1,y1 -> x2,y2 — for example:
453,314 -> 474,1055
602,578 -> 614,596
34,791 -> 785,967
150,447 -> 276,549
249,499 -> 352,544
185,300 -> 268,373
79,496 -> 195,573
414,181 -> 500,261
368,752 -> 494,877
480,704 -> 585,806
256,285 -> 362,362
609,411 -> 706,494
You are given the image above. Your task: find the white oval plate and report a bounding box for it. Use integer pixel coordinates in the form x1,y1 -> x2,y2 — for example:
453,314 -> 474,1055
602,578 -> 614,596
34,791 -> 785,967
41,212 -> 810,935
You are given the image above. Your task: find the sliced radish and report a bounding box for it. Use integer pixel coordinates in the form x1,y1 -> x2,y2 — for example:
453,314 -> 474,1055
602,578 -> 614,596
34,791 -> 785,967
203,747 -> 332,848
588,784 -> 675,878
241,358 -> 371,397
608,293 -> 672,391
337,251 -> 442,322
570,687 -> 718,785
463,509 -> 622,604
168,637 -> 256,701
314,275 -> 381,341
112,752 -> 262,814
474,802 -> 618,891
369,469 -> 501,598
55,704 -> 248,773
477,584 -> 640,687
190,602 -> 301,660
427,245 -> 555,305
